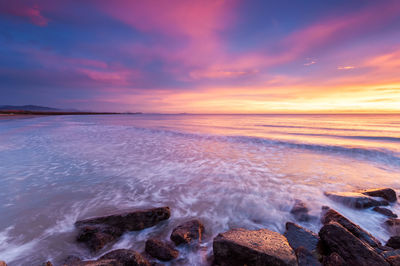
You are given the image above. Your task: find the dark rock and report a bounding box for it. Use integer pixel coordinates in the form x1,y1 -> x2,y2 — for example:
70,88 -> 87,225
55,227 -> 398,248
382,250 -> 400,259
61,255 -> 82,265
324,191 -> 389,209
284,222 -> 319,252
360,188 -> 397,203
0,261 -> 6,266
386,255 -> 400,266
295,246 -> 321,266
387,236 -> 400,249
322,207 -> 381,247
319,221 -> 389,265
213,228 -> 297,266
385,219 -> 400,235
80,259 -> 122,266
76,224 -> 123,252
145,239 -> 179,261
76,207 -> 170,231
323,252 -> 345,266
76,207 -> 170,252
374,207 -> 398,218
42,262 -> 52,266
100,249 -> 150,266
290,200 -> 312,222
170,220 -> 204,245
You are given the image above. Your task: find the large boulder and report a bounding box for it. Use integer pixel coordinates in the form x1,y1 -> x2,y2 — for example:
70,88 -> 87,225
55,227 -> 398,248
145,239 -> 179,261
283,222 -> 319,253
75,207 -> 170,252
170,220 -> 204,246
324,191 -> 389,209
387,236 -> 400,249
213,228 -> 298,266
373,207 -> 398,218
360,188 -> 397,203
295,247 -> 321,266
322,207 -> 381,248
323,252 -> 345,266
99,249 -> 150,266
319,222 -> 389,266
385,219 -> 400,235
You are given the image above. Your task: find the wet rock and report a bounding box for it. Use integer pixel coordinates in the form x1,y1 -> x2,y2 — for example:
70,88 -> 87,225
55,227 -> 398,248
213,228 -> 297,266
323,252 -> 345,266
319,221 -> 389,265
76,207 -> 171,231
290,200 -> 312,222
360,188 -> 397,203
374,207 -> 398,218
100,249 -> 150,266
385,219 -> 400,235
42,262 -> 52,266
145,238 -> 179,261
62,255 -> 82,265
0,262 -> 6,266
170,219 -> 204,245
386,255 -> 400,266
382,250 -> 400,259
322,207 -> 381,248
284,222 -> 319,252
295,246 -> 321,266
387,236 -> 400,249
324,191 -> 389,209
76,207 -> 170,252
80,259 -> 122,266
76,224 -> 123,252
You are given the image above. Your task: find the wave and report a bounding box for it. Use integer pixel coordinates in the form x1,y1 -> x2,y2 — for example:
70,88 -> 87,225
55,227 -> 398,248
284,132 -> 400,142
258,124 -> 375,132
128,126 -> 400,167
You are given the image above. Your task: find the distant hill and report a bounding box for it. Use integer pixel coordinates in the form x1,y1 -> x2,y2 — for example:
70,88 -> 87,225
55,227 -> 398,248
0,105 -> 76,112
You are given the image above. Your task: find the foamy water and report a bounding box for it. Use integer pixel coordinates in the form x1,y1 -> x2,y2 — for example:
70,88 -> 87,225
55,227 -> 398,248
0,114 -> 399,265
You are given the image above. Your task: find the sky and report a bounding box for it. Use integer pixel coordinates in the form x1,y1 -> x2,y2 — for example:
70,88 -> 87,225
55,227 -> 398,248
1,0 -> 400,113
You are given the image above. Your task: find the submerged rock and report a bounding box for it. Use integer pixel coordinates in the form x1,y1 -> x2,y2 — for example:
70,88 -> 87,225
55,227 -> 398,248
295,247 -> 321,266
284,222 -> 319,253
290,200 -> 312,222
385,219 -> 400,236
323,252 -> 345,266
322,207 -> 381,248
213,228 -> 297,266
319,221 -> 389,265
145,239 -> 179,261
360,188 -> 397,203
373,207 -> 398,218
100,249 -> 150,266
324,191 -> 389,209
170,220 -> 204,246
75,207 -> 170,252
387,236 -> 400,249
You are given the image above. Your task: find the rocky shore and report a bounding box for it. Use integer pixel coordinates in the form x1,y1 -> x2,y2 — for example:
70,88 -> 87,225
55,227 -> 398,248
1,188 -> 400,266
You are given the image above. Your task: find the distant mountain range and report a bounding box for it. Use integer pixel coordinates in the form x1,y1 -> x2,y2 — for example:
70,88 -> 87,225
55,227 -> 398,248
0,105 -> 77,112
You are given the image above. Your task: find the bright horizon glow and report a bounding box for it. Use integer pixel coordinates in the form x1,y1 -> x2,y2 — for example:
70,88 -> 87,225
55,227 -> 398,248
1,0 -> 399,113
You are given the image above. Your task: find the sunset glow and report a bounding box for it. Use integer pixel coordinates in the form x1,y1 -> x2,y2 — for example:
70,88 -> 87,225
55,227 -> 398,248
1,0 -> 400,113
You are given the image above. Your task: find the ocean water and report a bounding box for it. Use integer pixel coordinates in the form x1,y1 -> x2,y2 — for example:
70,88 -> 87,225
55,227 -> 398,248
0,114 -> 399,265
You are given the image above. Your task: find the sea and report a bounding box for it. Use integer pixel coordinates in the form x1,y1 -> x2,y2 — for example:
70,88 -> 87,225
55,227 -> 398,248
0,114 -> 399,265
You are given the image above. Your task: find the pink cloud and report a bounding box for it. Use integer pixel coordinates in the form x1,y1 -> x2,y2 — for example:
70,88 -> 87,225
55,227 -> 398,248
0,3 -> 49,26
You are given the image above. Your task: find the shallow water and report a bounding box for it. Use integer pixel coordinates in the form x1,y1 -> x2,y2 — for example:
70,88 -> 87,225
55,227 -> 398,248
0,114 -> 399,265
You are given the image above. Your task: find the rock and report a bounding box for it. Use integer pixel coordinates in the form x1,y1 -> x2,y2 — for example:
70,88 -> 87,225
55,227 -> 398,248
324,191 -> 389,209
170,220 -> 204,245
0,261 -> 6,266
295,246 -> 321,266
76,207 -> 170,252
42,262 -> 52,266
386,255 -> 400,266
323,252 -> 345,266
76,224 -> 123,252
76,207 -> 170,231
385,219 -> 400,235
374,207 -> 398,218
290,200 -> 312,222
319,221 -> 389,265
100,249 -> 150,266
360,188 -> 397,203
382,250 -> 400,259
284,222 -> 319,252
145,238 -> 179,261
80,259 -> 122,266
387,236 -> 400,249
213,228 -> 297,266
61,255 -> 82,265
322,207 -> 381,248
